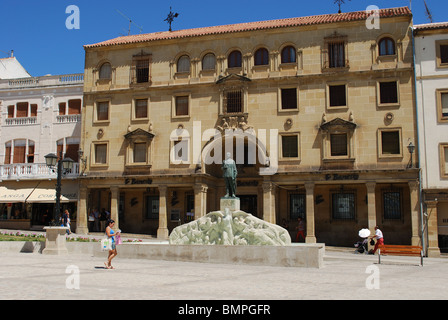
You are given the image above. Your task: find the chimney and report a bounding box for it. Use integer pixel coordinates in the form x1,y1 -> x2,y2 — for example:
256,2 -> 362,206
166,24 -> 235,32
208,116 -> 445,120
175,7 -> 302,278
10,50 -> 14,58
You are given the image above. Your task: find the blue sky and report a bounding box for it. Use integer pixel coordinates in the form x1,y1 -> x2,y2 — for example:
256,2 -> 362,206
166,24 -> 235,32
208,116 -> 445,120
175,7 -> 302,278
2,0 -> 447,77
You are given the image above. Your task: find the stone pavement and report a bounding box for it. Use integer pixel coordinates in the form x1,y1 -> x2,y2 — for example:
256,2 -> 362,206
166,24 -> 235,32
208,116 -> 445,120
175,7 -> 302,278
0,247 -> 447,301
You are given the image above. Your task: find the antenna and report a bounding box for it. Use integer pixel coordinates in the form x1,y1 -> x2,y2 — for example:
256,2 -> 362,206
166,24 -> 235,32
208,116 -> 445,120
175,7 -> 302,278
423,0 -> 434,23
116,10 -> 143,35
165,6 -> 179,32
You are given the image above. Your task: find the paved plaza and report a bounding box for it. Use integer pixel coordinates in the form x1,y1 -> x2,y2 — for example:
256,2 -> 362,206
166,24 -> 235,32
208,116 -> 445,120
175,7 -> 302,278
0,245 -> 447,301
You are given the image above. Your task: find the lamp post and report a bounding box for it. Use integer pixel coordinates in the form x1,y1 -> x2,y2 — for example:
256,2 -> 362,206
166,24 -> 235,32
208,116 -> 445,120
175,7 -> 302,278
45,152 -> 73,225
407,142 -> 415,169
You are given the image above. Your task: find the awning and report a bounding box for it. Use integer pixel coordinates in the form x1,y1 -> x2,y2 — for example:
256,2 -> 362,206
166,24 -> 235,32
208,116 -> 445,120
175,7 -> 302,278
0,186 -> 35,203
26,184 -> 78,203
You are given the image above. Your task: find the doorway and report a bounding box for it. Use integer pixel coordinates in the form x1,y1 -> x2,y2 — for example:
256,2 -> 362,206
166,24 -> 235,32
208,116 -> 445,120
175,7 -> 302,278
239,195 -> 258,217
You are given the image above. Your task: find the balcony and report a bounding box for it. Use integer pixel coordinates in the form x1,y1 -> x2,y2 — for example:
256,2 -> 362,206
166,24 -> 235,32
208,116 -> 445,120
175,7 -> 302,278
0,163 -> 79,181
5,117 -> 37,126
0,73 -> 84,89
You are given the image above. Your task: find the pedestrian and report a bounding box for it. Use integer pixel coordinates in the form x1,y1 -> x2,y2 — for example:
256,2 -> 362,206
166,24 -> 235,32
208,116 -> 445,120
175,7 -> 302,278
64,209 -> 71,235
100,208 -> 110,232
104,219 -> 120,269
93,208 -> 100,232
370,225 -> 384,254
88,209 -> 95,231
295,217 -> 306,242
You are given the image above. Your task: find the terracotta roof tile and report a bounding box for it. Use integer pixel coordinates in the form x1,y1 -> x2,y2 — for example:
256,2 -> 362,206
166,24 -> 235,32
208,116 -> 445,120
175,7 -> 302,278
84,7 -> 412,49
414,22 -> 448,33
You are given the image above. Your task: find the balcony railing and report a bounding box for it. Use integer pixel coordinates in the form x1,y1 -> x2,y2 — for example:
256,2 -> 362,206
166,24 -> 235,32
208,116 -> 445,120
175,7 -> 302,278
0,163 -> 79,180
5,117 -> 37,126
1,73 -> 84,89
56,114 -> 81,123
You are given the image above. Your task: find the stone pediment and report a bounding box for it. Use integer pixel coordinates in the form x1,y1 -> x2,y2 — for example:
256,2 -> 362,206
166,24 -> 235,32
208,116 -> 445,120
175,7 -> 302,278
216,73 -> 251,84
320,117 -> 357,131
124,128 -> 155,141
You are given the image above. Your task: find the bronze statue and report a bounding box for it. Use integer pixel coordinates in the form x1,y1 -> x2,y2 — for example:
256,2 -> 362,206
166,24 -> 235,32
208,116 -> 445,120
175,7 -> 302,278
222,152 -> 237,198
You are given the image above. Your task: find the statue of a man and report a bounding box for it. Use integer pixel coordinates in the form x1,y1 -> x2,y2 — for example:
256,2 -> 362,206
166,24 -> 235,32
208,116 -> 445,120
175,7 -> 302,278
222,152 -> 237,198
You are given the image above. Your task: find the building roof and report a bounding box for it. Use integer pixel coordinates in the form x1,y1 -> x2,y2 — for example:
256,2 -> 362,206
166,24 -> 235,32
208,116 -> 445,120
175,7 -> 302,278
85,7 -> 412,49
414,22 -> 448,34
0,57 -> 31,79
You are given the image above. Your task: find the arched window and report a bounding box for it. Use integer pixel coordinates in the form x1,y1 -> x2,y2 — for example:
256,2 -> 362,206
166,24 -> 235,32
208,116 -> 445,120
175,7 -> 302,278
177,55 -> 190,73
281,46 -> 296,64
228,50 -> 242,68
202,53 -> 216,71
379,37 -> 395,56
254,48 -> 269,66
99,62 -> 111,79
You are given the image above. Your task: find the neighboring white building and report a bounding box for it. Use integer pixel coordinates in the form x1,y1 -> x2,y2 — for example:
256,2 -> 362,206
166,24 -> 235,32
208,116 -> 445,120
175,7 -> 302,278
0,69 -> 83,230
414,22 -> 448,257
0,56 -> 31,79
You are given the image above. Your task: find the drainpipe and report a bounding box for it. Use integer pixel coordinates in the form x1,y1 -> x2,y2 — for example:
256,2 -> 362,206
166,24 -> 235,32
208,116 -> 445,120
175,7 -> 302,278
410,25 -> 427,256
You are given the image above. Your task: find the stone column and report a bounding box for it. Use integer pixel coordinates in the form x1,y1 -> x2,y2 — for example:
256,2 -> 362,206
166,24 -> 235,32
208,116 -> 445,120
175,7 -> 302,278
194,183 -> 208,219
262,181 -> 276,224
76,186 -> 88,234
305,182 -> 316,243
157,185 -> 169,239
110,186 -> 119,231
366,182 -> 377,232
425,200 -> 441,258
409,181 -> 421,246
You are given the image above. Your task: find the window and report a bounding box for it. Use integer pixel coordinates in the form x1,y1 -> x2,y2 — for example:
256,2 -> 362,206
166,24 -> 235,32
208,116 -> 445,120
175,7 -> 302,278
175,96 -> 189,117
290,194 -> 305,220
381,131 -> 400,155
4,142 -> 11,164
65,138 -> 79,162
177,55 -> 190,73
145,196 -> 159,219
99,62 -> 112,79
96,101 -> 109,121
59,103 -> 66,116
202,53 -> 216,71
281,135 -> 299,158
379,81 -> 399,105
135,99 -> 148,119
133,142 -> 147,163
173,139 -> 189,163
441,45 -> 448,64
379,37 -> 395,56
7,105 -> 14,118
436,40 -> 448,68
228,50 -> 242,68
332,192 -> 355,220
13,140 -> 26,164
382,189 -> 402,219
329,84 -> 347,107
16,102 -> 28,118
330,133 -> 348,156
225,90 -> 242,113
254,48 -> 269,66
68,99 -> 81,115
131,53 -> 151,84
328,41 -> 345,68
440,144 -> 448,178
94,143 -> 107,165
5,139 -> 35,164
281,46 -> 296,64
30,104 -> 37,117
437,89 -> 448,122
281,88 -> 298,110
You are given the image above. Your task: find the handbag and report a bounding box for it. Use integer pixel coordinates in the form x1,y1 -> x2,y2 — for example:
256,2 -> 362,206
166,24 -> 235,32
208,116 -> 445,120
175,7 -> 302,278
370,239 -> 375,246
101,238 -> 112,251
115,234 -> 122,245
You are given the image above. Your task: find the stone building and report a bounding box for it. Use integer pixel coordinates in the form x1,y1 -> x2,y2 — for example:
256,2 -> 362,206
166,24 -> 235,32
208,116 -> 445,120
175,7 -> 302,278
0,68 -> 83,231
414,22 -> 448,256
79,7 -> 420,247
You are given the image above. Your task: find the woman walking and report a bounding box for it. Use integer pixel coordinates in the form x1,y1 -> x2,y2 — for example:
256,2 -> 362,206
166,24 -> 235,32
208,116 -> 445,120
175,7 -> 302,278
105,219 -> 120,269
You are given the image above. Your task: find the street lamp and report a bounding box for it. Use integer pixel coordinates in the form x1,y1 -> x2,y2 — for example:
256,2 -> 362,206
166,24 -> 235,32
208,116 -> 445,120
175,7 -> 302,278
45,152 -> 74,225
407,142 -> 415,168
